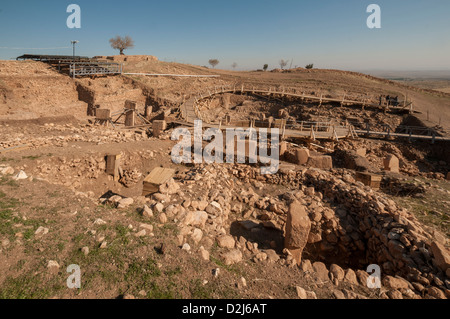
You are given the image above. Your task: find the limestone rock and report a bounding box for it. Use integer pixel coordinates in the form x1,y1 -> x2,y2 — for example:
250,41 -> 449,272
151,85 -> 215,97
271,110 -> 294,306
430,242 -> 450,273
296,286 -> 307,299
356,270 -> 370,286
93,218 -> 106,225
47,260 -> 60,273
382,276 -> 409,289
81,247 -> 89,256
35,226 -> 49,237
222,249 -> 243,265
284,201 -> 311,265
427,287 -> 446,299
312,261 -> 329,281
135,229 -> 147,237
216,235 -> 235,249
182,211 -> 208,229
154,203 -> 164,213
295,148 -> 310,165
139,223 -> 153,232
330,264 -> 345,281
307,155 -> 333,169
384,155 -> 399,173
159,178 -> 180,195
13,170 -> 28,180
265,249 -> 280,263
0,166 -> 14,175
191,228 -> 203,244
344,269 -> 358,285
117,197 -> 134,208
159,212 -> 168,224
300,259 -> 313,272
199,246 -> 210,261
205,201 -> 222,216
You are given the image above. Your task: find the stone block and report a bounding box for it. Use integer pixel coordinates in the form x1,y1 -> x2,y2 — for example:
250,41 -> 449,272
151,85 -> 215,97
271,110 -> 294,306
384,155 -> 399,173
307,155 -> 333,169
295,148 -> 310,165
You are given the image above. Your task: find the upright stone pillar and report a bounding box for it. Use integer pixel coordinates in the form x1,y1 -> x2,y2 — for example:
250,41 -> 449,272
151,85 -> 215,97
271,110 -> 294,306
153,120 -> 166,138
125,100 -> 137,127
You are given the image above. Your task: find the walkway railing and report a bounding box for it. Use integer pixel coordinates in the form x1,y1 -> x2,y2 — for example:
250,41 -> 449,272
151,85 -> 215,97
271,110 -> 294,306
69,62 -> 123,78
177,84 -> 449,143
180,84 -> 413,123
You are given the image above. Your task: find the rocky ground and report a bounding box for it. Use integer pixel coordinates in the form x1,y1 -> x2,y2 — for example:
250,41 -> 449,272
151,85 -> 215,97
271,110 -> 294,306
0,115 -> 449,299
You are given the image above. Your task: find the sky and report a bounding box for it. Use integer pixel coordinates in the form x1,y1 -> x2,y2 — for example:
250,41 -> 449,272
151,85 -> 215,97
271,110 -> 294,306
0,0 -> 449,71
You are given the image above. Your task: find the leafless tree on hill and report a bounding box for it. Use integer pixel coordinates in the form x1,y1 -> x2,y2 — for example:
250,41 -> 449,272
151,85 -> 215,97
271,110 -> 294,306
279,59 -> 288,69
209,59 -> 219,68
109,35 -> 135,55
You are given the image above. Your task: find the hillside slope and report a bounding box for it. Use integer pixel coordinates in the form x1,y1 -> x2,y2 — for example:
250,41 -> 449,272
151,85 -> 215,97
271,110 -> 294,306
1,59 -> 449,134
123,59 -> 450,133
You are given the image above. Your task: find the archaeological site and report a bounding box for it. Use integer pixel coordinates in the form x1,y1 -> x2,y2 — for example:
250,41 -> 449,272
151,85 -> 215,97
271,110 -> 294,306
0,2 -> 449,303
0,54 -> 449,300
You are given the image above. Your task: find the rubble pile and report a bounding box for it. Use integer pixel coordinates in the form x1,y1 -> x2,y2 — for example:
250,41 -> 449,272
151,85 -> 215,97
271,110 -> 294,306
121,162 -> 449,299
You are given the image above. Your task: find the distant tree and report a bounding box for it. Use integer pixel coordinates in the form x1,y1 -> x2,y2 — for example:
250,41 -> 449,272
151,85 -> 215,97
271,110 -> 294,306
263,64 -> 268,71
305,63 -> 314,69
279,59 -> 288,69
231,62 -> 237,69
109,35 -> 134,55
209,59 -> 219,68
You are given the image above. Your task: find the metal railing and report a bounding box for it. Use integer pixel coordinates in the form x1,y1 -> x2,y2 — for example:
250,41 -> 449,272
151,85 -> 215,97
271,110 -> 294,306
69,62 -> 123,78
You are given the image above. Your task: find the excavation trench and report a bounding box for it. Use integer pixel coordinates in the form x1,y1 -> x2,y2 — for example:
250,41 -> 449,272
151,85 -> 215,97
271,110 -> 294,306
75,75 -> 175,118
27,147 -> 445,286
230,165 -> 446,285
29,148 -> 178,200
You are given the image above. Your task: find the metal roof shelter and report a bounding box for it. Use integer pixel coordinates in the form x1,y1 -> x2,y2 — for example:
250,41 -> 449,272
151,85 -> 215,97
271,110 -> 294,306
16,54 -> 91,62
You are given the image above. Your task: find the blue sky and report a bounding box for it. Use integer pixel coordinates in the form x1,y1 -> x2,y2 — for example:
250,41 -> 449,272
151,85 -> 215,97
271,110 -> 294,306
0,0 -> 449,71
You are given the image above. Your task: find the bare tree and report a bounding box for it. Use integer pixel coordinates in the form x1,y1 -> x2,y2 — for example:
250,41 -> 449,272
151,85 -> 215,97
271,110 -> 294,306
209,59 -> 219,68
109,35 -> 135,55
231,62 -> 237,69
279,59 -> 288,69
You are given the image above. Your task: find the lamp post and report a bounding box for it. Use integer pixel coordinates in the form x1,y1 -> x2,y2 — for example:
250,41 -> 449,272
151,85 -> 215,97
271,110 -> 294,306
71,40 -> 79,78
71,40 -> 79,61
